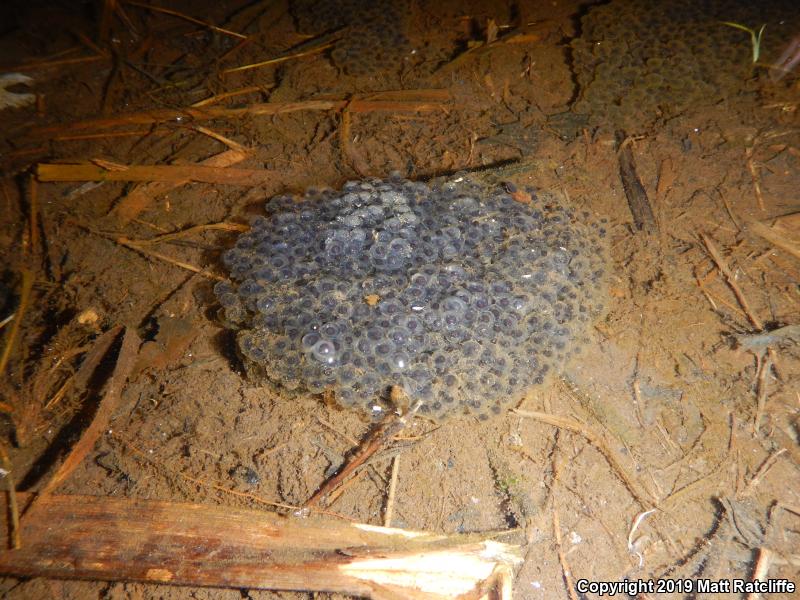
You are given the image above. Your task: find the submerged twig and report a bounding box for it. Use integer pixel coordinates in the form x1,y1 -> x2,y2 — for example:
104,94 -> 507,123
222,40 -> 336,74
304,396 -> 421,509
37,162 -> 275,185
513,408 -> 655,509
700,233 -> 763,330
0,444 -> 20,549
553,506 -> 579,600
0,270 -> 34,377
745,216 -> 800,261
125,0 -> 247,39
22,325 -> 135,524
116,236 -> 226,281
31,92 -> 449,137
191,86 -> 266,107
124,223 -> 249,246
384,454 -> 401,527
27,175 -> 39,253
110,147 -> 249,224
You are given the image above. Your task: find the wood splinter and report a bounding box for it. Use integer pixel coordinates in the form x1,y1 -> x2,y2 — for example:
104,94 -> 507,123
304,388 -> 420,509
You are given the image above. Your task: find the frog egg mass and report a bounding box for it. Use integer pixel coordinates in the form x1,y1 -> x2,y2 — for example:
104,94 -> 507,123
216,176 -> 608,421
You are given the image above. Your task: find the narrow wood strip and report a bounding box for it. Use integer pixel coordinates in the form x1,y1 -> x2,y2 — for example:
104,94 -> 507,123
109,148 -> 249,224
31,100 -> 344,135
30,92 -> 450,137
37,163 -> 276,185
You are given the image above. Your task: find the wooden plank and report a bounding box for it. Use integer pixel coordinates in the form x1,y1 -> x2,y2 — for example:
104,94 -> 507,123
0,493 -> 522,599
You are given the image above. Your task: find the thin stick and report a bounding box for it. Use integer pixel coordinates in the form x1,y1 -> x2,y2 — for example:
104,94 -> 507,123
32,100 -> 344,136
747,547 -> 774,600
699,278 -> 751,321
324,469 -> 367,508
191,86 -> 265,107
776,502 -> 800,516
700,232 -> 784,401
191,126 -> 248,152
126,223 -> 248,246
73,30 -> 108,59
553,507 -> 579,600
113,2 -> 139,36
746,147 -> 765,211
742,449 -> 786,497
305,399 -> 421,509
41,327 -> 136,496
700,233 -> 764,330
53,130 -> 152,142
115,433 -> 353,521
22,326 -> 135,524
222,41 -> 336,74
1,179 -> 16,213
110,147 -> 249,224
0,444 -> 20,549
37,163 -> 276,185
43,378 -> 73,411
384,454 -> 400,527
8,54 -> 106,73
512,408 -> 654,509
315,416 -> 359,447
31,92 -> 449,137
0,270 -> 34,376
752,353 -> 773,435
662,448 -> 731,509
0,314 -> 13,331
98,0 -> 115,42
125,0 -> 247,39
27,175 -> 38,253
695,269 -> 719,310
12,46 -> 79,62
303,414 -> 400,509
116,237 -> 225,280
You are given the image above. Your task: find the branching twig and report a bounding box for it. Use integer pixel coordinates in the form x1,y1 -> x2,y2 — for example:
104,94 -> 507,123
304,397 -> 421,509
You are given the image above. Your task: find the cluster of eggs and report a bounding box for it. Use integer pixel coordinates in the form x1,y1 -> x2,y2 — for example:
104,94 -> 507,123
290,0 -> 411,75
571,0 -> 800,129
216,176 -> 607,421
